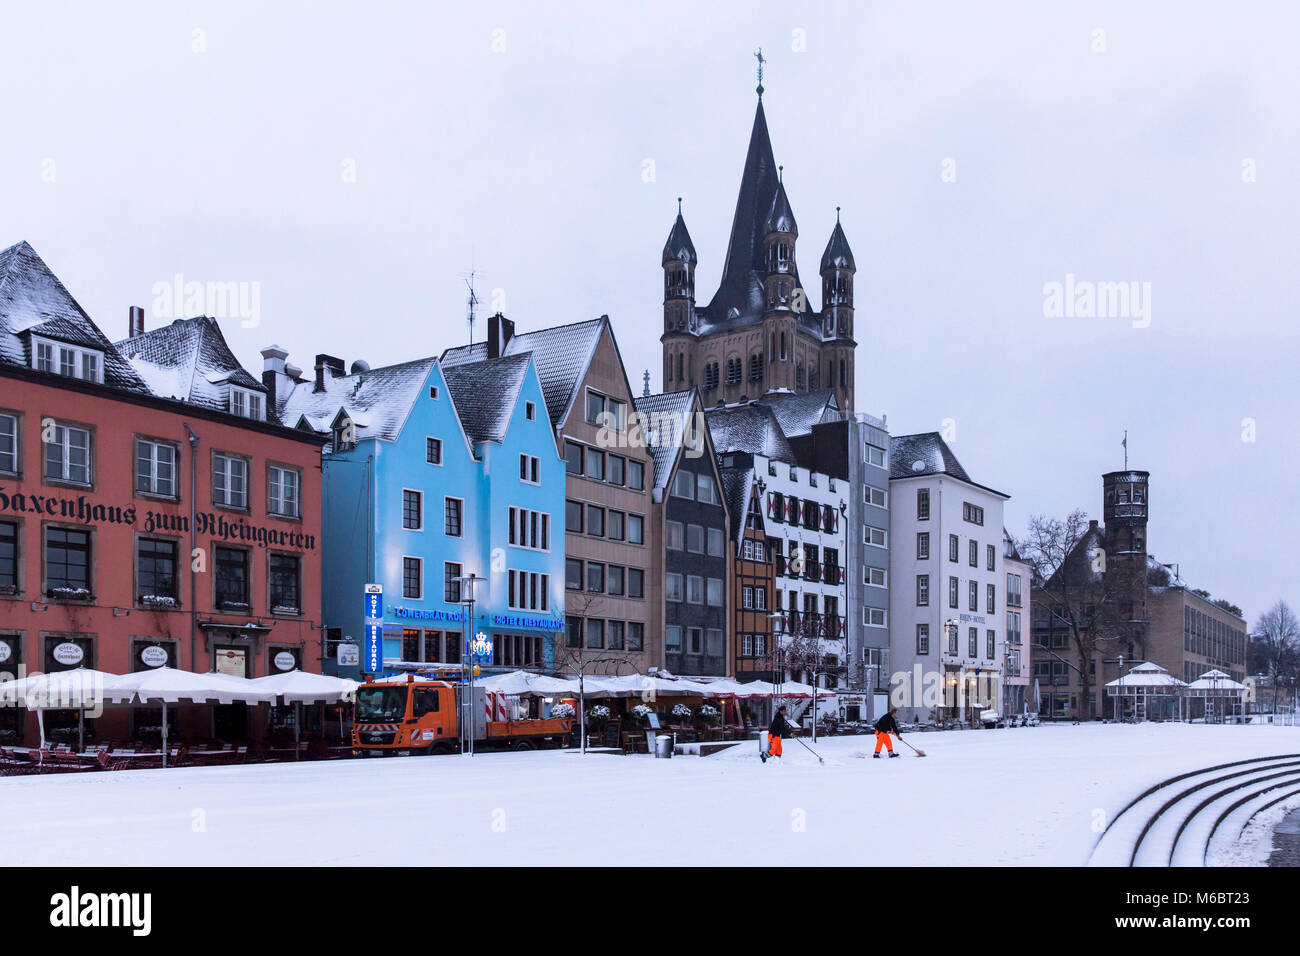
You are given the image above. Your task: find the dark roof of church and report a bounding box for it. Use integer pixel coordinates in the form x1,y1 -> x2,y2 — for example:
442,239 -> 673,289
662,211 -> 697,265
821,218 -> 855,272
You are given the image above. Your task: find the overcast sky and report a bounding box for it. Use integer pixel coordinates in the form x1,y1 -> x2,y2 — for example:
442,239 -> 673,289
4,1 -> 1296,627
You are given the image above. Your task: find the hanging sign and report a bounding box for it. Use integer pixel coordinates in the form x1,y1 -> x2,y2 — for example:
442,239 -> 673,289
52,642 -> 84,666
274,651 -> 297,672
140,646 -> 169,668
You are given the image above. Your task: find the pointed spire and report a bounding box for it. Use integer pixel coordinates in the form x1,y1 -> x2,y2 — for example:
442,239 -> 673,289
821,209 -> 855,272
764,179 -> 797,235
662,198 -> 697,265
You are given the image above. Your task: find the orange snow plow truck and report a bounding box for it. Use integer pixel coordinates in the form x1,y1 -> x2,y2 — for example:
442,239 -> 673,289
352,674 -> 572,756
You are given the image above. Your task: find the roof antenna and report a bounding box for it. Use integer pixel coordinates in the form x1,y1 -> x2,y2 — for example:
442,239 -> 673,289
457,259 -> 482,346
754,47 -> 765,98
642,369 -> 651,398
1122,429 -> 1128,470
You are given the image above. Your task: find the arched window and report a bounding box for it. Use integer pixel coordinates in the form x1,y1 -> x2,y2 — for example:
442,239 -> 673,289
676,352 -> 683,382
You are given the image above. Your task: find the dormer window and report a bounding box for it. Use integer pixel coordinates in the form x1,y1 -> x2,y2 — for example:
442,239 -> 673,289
228,386 -> 264,421
32,337 -> 103,384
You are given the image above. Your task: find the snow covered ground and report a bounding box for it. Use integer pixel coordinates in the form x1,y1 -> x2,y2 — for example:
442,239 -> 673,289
5,722 -> 1300,866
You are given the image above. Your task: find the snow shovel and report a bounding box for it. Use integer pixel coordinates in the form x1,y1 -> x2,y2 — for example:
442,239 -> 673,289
794,735 -> 824,765
899,736 -> 926,757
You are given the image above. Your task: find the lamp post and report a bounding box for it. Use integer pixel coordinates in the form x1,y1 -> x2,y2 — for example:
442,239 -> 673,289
457,573 -> 485,756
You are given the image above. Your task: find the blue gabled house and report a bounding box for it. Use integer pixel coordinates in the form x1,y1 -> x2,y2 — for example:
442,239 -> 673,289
268,345 -> 563,678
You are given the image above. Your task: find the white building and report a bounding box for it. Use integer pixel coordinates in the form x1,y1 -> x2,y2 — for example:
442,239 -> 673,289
888,433 -> 1009,724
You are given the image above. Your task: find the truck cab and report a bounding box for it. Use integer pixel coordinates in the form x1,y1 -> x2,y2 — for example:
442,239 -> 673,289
354,678 -> 459,755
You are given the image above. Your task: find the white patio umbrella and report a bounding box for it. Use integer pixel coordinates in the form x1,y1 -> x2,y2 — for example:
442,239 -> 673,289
253,670 -> 360,759
112,668 -> 278,766
0,668 -> 133,750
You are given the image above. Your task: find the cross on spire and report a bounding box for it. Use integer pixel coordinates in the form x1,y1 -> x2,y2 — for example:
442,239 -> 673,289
754,47 -> 766,97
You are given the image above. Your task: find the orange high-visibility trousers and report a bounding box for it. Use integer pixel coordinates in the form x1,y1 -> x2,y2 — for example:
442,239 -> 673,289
874,731 -> 894,753
769,735 -> 783,757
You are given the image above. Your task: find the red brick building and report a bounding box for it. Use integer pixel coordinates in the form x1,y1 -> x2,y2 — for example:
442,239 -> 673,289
0,241 -> 324,744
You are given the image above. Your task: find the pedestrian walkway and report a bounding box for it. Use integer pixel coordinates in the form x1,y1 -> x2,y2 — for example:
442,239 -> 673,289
1267,807 -> 1300,866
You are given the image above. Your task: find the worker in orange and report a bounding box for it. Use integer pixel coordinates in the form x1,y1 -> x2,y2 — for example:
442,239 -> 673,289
873,707 -> 902,758
761,705 -> 793,763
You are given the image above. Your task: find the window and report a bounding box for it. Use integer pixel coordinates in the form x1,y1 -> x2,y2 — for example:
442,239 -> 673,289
566,617 -> 582,648
864,484 -> 886,508
585,390 -> 606,425
949,534 -> 959,562
214,546 -> 249,608
608,455 -> 625,486
917,488 -> 930,520
607,510 -> 625,541
565,442 -> 583,475
585,447 -> 605,481
969,627 -> 978,658
707,527 -> 724,557
525,401 -> 536,421
587,505 -> 605,538
586,562 -> 605,593
135,438 -> 176,498
687,575 -> 704,604
864,525 -> 886,548
627,568 -> 644,599
665,625 -> 682,653
628,622 -> 644,650
1007,573 -> 1023,608
963,502 -> 985,525
864,566 -> 886,588
686,524 -> 704,553
916,574 -> 929,606
949,576 -> 959,609
689,628 -> 704,655
136,538 -> 178,603
212,453 -> 248,509
627,460 -> 645,491
607,565 -> 625,596
519,454 -> 540,484
697,473 -> 717,504
0,413 -> 16,474
864,607 -> 887,628
707,577 -> 723,607
917,624 -> 930,655
443,562 -> 461,602
948,625 -> 959,655
44,424 -> 91,485
565,500 -> 583,533
426,437 -> 442,464
267,465 -> 300,517
0,521 -> 17,591
444,497 -> 463,536
566,557 -> 583,593
969,539 -> 978,567
269,553 -> 301,612
969,581 -> 978,612
229,386 -> 264,421
666,520 -> 684,551
666,572 -> 683,602
402,489 -> 423,530
31,337 -> 103,383
627,514 -> 644,545
672,469 -> 694,499
864,442 -> 886,467
608,620 -> 625,650
987,583 -> 996,614
987,629 -> 996,660
508,570 -> 550,611
917,533 -> 930,560
585,618 -> 604,649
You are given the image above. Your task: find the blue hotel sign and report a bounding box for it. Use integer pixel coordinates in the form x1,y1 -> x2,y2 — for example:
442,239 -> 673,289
363,584 -> 383,674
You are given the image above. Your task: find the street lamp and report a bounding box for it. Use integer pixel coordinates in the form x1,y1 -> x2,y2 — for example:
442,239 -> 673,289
457,573 -> 486,756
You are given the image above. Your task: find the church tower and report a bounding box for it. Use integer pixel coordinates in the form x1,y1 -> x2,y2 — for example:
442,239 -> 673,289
661,198 -> 697,389
1102,467 -> 1150,659
821,207 -> 856,413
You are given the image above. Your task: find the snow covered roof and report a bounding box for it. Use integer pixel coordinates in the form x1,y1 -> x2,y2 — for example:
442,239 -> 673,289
705,402 -> 796,464
440,317 -> 606,429
0,240 -> 148,393
633,388 -> 701,497
280,356 -> 439,443
890,432 -> 1009,498
441,353 -> 532,445
1105,661 -> 1187,690
114,316 -> 267,416
757,388 -> 839,437
719,465 -> 756,548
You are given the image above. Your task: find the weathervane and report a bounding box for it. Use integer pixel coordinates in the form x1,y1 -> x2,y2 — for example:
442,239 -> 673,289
754,47 -> 766,97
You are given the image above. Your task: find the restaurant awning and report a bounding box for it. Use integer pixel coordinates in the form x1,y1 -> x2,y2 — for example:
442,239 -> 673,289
0,667 -> 135,709
252,669 -> 359,704
112,667 -> 280,704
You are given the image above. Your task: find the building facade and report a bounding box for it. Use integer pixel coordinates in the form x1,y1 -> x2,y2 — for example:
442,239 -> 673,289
888,433 -> 1009,724
660,93 -> 858,413
1003,530 -> 1032,716
0,241 -> 324,744
720,465 -> 776,681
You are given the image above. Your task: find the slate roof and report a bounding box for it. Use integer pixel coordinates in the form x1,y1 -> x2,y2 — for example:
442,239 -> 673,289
704,402 -> 795,464
890,432 -> 1008,498
820,217 -> 855,272
633,388 -> 700,497
441,353 -> 531,445
114,316 -> 267,416
662,209 -> 697,265
0,240 -> 148,393
757,388 -> 839,438
279,356 -> 439,442
719,465 -> 756,548
763,181 -> 797,235
441,317 -> 606,428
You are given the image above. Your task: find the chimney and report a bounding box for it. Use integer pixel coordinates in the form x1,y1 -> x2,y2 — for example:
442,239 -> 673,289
487,313 -> 514,359
260,344 -> 289,408
128,305 -> 145,338
313,361 -> 326,393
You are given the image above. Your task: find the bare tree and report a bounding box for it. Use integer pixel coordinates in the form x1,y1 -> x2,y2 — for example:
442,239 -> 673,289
1017,509 -> 1146,718
1252,601 -> 1300,711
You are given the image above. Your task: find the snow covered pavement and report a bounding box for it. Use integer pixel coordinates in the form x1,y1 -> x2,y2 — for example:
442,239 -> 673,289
5,722 -> 1300,866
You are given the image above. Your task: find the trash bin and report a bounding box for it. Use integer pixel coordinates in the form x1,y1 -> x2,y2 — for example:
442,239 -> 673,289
655,734 -> 673,759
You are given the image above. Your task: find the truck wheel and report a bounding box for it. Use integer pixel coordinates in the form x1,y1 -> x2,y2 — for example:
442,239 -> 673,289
513,740 -> 535,752
430,742 -> 452,755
